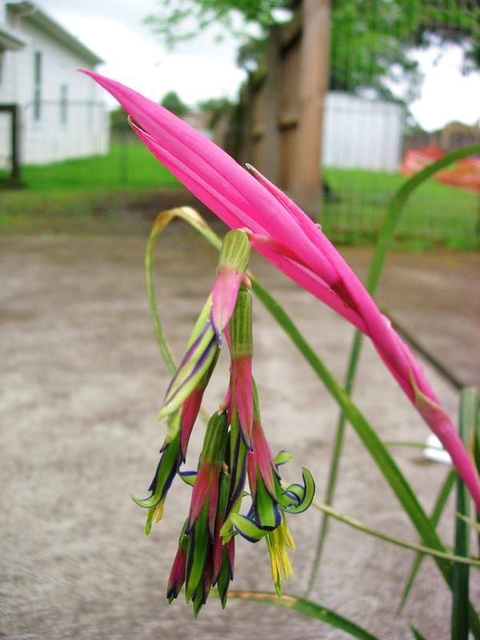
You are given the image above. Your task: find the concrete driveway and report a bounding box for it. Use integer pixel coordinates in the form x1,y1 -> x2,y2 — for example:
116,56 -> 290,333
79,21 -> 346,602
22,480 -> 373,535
1,227 -> 479,639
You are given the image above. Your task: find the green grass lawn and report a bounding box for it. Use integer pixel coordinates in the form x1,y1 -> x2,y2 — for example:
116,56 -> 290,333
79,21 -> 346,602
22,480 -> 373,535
0,143 -> 183,235
1,144 -> 479,247
322,167 -> 480,249
3,143 -> 181,190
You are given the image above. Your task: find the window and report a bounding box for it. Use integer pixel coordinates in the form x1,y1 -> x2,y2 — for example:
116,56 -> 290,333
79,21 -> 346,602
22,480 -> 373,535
60,84 -> 68,124
33,51 -> 42,121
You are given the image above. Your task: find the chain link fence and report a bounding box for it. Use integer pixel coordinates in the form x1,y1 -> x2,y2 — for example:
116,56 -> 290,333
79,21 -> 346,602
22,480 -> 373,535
319,0 -> 479,247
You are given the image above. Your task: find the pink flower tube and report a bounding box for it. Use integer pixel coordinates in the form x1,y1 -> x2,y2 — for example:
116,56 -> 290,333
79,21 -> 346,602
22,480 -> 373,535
82,70 -> 480,510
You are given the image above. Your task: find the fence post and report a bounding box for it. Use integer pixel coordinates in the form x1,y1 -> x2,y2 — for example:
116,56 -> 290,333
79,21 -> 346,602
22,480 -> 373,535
290,0 -> 331,216
11,105 -> 21,185
259,26 -> 282,183
0,104 -> 22,186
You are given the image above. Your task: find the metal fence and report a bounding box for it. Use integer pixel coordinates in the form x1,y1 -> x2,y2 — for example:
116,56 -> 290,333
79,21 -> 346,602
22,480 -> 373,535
0,100 -> 108,184
317,0 -> 480,247
2,0 -> 479,248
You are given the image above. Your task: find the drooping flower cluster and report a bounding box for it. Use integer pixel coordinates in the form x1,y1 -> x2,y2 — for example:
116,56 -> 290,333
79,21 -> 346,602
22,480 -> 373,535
132,230 -> 315,615
82,69 -> 480,510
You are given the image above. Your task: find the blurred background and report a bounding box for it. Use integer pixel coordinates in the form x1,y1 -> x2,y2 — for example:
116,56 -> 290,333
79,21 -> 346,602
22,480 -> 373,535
1,2 -> 479,639
0,0 -> 479,246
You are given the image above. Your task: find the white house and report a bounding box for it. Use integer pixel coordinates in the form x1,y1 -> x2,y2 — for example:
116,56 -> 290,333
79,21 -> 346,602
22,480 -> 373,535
322,92 -> 405,172
0,0 -> 108,170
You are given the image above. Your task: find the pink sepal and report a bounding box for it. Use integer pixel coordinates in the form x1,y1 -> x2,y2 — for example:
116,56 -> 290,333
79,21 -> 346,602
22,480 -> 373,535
188,464 -> 215,531
167,545 -> 187,598
233,356 -> 254,448
180,387 -> 204,461
252,422 -> 277,498
212,267 -> 243,340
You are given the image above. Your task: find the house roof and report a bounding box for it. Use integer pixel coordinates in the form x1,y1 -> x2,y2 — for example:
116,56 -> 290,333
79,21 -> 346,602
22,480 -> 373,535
6,2 -> 103,65
0,26 -> 25,50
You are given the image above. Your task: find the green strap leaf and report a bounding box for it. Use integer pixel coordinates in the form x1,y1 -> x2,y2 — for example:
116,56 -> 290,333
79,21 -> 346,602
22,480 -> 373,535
309,144 -> 480,595
398,468 -> 456,612
410,625 -> 428,640
227,590 -> 380,640
309,497 -> 480,568
456,513 -> 480,533
145,206 -> 222,374
250,280 -> 480,638
451,389 -> 477,640
144,202 -> 480,635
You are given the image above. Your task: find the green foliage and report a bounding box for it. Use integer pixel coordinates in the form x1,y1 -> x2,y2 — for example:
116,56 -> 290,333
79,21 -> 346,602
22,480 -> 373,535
328,0 -> 478,96
145,0 -> 294,46
110,106 -> 131,132
3,144 -> 180,191
196,97 -> 231,112
1,149 -> 477,249
307,145 -> 480,602
145,200 -> 480,636
321,167 -> 480,250
197,96 -> 232,129
145,0 -> 480,98
160,90 -> 189,116
451,389 -> 478,640
228,591 -> 381,639
0,144 -> 181,235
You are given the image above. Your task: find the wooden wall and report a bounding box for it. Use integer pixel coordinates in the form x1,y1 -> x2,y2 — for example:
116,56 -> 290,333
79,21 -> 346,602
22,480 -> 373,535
234,0 -> 331,215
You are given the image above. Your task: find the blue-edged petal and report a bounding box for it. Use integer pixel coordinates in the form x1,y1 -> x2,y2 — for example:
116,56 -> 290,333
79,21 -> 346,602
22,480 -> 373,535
253,479 -> 281,530
179,470 -> 197,487
273,450 -> 294,466
279,467 -> 315,514
131,436 -> 180,509
229,513 -> 268,543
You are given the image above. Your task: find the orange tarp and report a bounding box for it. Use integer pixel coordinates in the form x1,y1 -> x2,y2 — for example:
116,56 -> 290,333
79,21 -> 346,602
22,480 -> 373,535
401,146 -> 480,192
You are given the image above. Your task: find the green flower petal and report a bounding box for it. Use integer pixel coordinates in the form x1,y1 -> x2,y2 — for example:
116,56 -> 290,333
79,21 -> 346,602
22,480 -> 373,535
186,506 -> 209,602
273,450 -> 294,466
280,467 -> 315,514
230,513 -> 268,543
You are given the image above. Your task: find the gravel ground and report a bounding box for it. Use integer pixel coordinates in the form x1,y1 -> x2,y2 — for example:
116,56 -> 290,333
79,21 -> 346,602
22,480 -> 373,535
1,226 -> 479,639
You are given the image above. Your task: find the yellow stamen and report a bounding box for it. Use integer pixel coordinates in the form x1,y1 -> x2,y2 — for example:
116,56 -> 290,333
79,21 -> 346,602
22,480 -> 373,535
144,498 -> 166,536
266,516 -> 295,596
153,498 -> 165,523
280,515 -> 295,550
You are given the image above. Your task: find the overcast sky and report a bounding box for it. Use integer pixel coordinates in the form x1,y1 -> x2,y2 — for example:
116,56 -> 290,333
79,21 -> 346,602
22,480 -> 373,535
40,0 -> 246,106
39,0 -> 480,131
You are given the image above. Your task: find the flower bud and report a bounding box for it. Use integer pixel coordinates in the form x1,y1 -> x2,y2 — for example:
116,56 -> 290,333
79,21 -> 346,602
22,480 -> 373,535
211,229 -> 251,341
229,286 -> 254,447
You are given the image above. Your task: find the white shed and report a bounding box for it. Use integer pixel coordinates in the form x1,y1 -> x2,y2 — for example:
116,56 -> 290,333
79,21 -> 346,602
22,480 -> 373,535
322,92 -> 405,172
0,0 -> 108,169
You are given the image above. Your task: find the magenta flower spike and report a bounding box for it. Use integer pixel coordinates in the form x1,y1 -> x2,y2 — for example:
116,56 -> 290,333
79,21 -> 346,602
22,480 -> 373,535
248,417 -> 277,500
187,462 -> 221,538
229,285 -> 254,448
211,229 -> 251,342
167,539 -> 187,603
186,411 -> 229,537
179,386 -> 205,463
81,69 -> 480,510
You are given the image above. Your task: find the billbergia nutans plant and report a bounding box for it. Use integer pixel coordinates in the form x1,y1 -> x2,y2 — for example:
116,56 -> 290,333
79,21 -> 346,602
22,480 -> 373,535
83,69 -> 480,637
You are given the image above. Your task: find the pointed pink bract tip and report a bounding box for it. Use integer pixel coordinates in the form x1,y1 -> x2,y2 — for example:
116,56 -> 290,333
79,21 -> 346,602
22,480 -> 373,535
81,69 -> 480,512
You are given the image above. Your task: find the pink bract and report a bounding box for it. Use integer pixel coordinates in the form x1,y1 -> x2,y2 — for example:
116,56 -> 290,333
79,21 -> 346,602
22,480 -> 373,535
81,69 -> 480,510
